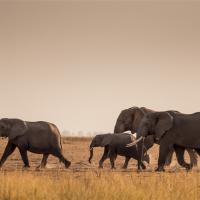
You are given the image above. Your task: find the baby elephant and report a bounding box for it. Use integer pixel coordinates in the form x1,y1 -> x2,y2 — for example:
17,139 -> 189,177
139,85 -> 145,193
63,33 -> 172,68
88,133 -> 152,169
0,118 -> 71,169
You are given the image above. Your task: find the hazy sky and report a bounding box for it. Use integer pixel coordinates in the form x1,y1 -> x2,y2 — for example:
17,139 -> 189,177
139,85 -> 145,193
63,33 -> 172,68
0,1 -> 200,134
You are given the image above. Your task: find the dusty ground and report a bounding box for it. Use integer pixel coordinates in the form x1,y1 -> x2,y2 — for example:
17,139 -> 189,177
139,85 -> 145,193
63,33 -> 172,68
1,137 -> 200,200
0,137 -> 196,173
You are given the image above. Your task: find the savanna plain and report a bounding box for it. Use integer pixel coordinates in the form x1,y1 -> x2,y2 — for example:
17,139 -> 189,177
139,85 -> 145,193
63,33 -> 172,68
0,137 -> 200,200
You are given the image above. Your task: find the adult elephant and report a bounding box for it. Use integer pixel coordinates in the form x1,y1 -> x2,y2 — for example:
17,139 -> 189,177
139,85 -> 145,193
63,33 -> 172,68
114,107 -> 197,167
128,111 -> 200,171
0,118 -> 71,169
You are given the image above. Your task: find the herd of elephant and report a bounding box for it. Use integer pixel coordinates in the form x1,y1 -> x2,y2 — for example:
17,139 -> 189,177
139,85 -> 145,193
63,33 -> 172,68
0,106 -> 200,172
89,107 -> 199,172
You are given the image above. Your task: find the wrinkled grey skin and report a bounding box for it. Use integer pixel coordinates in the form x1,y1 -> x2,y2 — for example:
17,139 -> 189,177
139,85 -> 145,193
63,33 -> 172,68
88,133 -> 152,169
114,107 -> 197,169
0,118 -> 71,169
135,111 -> 200,172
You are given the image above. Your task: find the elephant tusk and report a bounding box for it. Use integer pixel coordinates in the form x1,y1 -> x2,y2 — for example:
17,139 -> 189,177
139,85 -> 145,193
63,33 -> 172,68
130,134 -> 135,142
89,147 -> 93,151
126,136 -> 143,147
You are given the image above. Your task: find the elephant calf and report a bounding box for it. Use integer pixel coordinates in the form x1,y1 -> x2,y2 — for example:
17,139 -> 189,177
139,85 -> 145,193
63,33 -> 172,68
88,133 -> 151,169
0,118 -> 71,169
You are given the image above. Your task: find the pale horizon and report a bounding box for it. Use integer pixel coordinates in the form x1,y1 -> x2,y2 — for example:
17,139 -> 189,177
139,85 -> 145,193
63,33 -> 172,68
1,1 -> 200,135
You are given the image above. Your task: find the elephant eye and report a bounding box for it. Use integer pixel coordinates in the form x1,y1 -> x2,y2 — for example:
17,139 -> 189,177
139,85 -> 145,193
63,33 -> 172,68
1,125 -> 5,130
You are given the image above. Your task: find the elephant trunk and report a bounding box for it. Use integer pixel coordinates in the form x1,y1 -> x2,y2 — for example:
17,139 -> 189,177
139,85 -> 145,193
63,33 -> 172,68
88,147 -> 94,163
137,138 -> 145,170
135,127 -> 149,169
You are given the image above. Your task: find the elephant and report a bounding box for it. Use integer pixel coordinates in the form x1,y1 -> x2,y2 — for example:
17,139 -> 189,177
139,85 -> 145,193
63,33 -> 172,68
88,133 -> 152,169
128,111 -> 200,171
114,106 -> 197,167
0,118 -> 71,169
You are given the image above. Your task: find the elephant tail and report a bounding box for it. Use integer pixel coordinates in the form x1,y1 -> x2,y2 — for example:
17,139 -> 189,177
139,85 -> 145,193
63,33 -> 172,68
88,147 -> 94,163
59,138 -> 63,164
60,137 -> 63,150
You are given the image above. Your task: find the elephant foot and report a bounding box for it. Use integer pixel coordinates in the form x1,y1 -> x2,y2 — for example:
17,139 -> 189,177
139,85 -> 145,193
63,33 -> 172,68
98,165 -> 103,169
36,165 -> 45,170
23,165 -> 30,170
185,164 -> 192,171
65,161 -> 71,168
155,166 -> 165,172
141,163 -> 146,170
137,161 -> 146,171
136,169 -> 143,173
137,165 -> 146,172
111,167 -> 116,170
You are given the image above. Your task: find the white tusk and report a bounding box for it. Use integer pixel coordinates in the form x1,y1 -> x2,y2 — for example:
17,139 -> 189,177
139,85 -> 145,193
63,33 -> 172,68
126,136 -> 143,147
89,147 -> 93,151
130,134 -> 135,141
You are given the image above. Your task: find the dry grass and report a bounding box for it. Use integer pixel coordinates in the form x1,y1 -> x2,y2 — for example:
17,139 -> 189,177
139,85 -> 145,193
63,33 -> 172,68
0,171 -> 200,200
0,137 -> 199,199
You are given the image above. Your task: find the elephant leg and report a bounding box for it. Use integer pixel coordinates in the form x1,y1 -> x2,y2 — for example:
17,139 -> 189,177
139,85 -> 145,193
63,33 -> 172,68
174,146 -> 192,170
186,149 -> 198,166
99,147 -> 109,168
136,139 -> 146,170
156,143 -> 173,172
122,157 -> 131,169
40,154 -> 49,168
19,148 -> 30,168
37,154 -> 49,169
0,142 -> 16,167
109,151 -> 117,169
140,162 -> 146,169
52,150 -> 71,168
165,148 -> 174,166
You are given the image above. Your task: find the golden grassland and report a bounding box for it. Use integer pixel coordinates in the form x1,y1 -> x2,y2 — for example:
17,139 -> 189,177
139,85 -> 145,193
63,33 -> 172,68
0,137 -> 199,200
0,171 -> 200,200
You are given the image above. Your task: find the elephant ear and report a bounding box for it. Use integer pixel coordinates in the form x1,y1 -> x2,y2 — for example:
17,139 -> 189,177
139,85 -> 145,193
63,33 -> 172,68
101,134 -> 112,146
154,112 -> 173,141
9,120 -> 28,140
